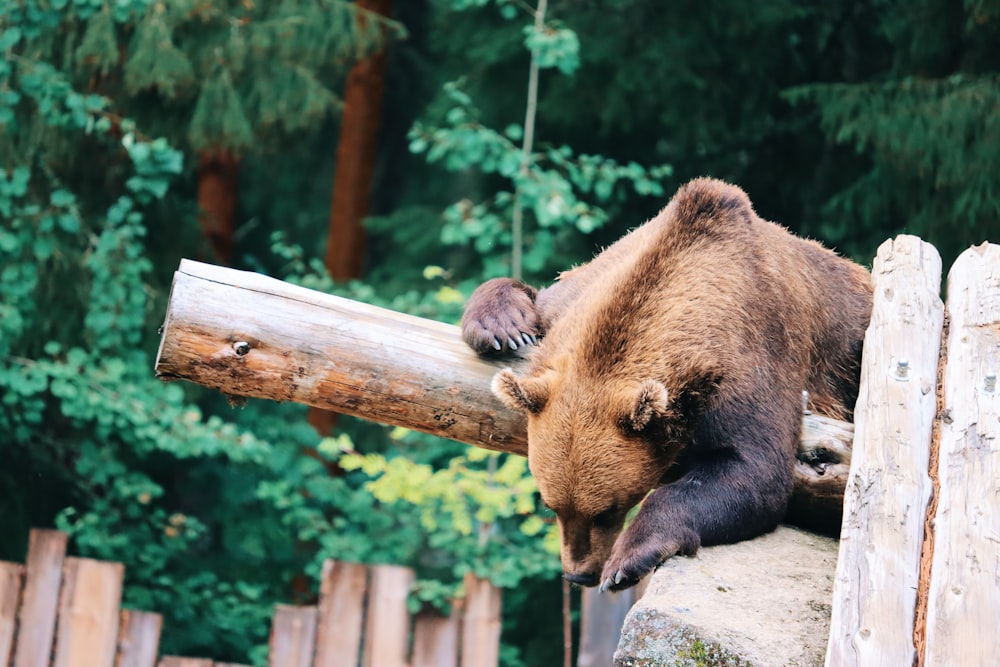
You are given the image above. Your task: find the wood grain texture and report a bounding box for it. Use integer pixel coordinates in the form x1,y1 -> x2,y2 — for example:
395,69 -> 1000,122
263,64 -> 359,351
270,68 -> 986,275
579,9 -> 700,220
411,611 -> 459,667
156,259 -> 526,455
155,259 -> 855,515
13,529 -> 68,667
361,565 -> 413,667
924,243 -> 1000,666
314,560 -> 367,667
460,574 -> 502,667
117,610 -> 163,667
52,557 -> 124,667
0,562 -> 23,667
825,236 -> 944,667
268,605 -> 317,667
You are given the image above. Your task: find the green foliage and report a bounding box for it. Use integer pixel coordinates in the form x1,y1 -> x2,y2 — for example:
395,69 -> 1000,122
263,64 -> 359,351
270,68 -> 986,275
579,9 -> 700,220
75,8 -> 119,76
257,430 -> 560,613
523,20 -> 579,75
783,0 -> 1000,263
0,0 -> 403,662
188,69 -> 255,152
409,79 -> 672,279
3,0 -> 402,155
123,7 -> 195,98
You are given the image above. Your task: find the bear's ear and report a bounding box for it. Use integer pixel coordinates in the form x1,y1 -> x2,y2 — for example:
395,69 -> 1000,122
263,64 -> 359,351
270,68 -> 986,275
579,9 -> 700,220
492,369 -> 550,414
623,380 -> 670,432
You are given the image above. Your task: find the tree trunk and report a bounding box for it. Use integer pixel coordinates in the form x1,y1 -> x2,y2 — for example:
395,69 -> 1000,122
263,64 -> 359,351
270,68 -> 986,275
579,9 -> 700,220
196,150 -> 239,265
324,0 -> 393,280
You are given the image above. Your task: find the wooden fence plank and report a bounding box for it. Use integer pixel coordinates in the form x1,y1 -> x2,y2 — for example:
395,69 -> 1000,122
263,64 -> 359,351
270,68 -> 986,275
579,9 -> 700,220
0,562 -> 24,667
268,605 -> 317,667
313,560 -> 367,667
157,658 -> 212,667
460,574 -> 502,667
577,586 -> 638,667
52,557 -> 124,667
361,565 -> 414,667
117,610 -> 163,667
825,236 -> 944,667
13,529 -> 68,667
412,610 -> 459,667
924,243 -> 1000,666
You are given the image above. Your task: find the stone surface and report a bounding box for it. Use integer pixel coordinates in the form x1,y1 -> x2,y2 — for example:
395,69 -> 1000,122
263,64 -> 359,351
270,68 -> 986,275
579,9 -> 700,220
614,526 -> 838,667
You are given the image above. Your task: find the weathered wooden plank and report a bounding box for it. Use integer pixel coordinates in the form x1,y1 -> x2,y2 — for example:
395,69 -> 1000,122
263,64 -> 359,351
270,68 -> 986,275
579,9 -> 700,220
155,259 -> 856,518
460,574 -> 502,667
924,242 -> 1000,666
157,658 -> 212,667
268,605 -> 317,667
13,529 -> 68,667
52,557 -> 124,667
313,560 -> 367,667
0,562 -> 23,667
411,610 -> 459,667
577,586 -> 638,667
361,565 -> 413,667
117,610 -> 163,667
825,236 -> 944,667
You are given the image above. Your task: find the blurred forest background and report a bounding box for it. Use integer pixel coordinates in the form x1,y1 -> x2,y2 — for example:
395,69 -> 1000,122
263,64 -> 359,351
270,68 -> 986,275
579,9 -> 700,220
1,0 -> 998,664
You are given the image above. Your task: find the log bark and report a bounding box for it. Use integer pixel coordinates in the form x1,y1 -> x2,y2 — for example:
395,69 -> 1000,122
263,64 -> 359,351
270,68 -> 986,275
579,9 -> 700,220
923,242 -> 1000,666
824,236 -> 944,667
196,150 -> 239,265
324,0 -> 392,282
155,259 -> 854,516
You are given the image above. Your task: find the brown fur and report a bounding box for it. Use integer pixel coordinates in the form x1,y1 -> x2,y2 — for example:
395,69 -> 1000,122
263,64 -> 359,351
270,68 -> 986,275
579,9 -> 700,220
462,178 -> 873,590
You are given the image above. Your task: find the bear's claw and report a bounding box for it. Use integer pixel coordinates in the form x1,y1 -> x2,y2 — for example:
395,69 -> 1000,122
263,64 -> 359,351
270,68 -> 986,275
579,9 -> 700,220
598,569 -> 628,593
461,278 -> 541,356
600,531 -> 688,592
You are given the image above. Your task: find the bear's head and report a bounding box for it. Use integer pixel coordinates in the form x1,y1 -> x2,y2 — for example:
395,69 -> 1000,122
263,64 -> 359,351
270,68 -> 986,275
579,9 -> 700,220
493,365 -> 679,586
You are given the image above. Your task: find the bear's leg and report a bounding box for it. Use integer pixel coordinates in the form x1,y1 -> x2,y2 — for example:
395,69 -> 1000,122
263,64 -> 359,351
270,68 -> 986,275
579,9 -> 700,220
599,404 -> 797,592
461,277 -> 542,355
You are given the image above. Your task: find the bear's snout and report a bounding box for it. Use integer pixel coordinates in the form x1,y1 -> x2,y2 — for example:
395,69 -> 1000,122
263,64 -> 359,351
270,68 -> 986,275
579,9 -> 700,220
562,571 -> 600,587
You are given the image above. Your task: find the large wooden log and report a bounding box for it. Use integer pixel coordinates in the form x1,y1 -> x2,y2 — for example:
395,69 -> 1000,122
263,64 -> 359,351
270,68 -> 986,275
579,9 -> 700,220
923,243 -> 1000,666
155,259 -> 854,517
824,236 -> 944,667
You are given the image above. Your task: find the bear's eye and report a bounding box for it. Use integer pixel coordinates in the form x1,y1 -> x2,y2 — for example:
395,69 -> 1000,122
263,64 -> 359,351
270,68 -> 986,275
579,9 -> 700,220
592,507 -> 619,529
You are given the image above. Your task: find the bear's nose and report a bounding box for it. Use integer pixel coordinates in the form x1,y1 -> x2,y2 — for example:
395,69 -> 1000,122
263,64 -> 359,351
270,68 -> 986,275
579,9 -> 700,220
563,571 -> 599,587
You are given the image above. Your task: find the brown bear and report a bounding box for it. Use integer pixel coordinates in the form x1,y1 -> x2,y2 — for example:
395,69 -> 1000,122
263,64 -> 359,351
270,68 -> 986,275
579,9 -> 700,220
460,178 -> 872,592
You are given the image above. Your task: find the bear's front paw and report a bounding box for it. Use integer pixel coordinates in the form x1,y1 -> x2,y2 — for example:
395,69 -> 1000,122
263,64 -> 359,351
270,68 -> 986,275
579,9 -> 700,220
599,537 -> 681,593
598,515 -> 699,592
461,278 -> 540,355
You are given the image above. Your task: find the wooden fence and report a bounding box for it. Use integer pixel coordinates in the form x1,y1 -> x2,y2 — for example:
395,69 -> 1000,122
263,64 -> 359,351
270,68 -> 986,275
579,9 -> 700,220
824,238 -> 1000,666
0,529 -> 501,667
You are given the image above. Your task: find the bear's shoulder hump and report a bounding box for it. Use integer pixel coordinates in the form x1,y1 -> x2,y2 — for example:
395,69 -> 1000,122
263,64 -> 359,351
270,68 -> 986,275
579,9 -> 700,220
671,177 -> 755,229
